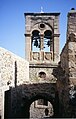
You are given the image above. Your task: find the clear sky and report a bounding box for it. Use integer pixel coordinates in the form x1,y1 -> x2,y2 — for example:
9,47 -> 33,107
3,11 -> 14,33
0,0 -> 76,58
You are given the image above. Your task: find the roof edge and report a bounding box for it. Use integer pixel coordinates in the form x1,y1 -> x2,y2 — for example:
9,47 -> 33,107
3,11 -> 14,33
24,12 -> 60,16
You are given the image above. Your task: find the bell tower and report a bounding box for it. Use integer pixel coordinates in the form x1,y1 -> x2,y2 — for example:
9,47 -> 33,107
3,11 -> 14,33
24,12 -> 60,63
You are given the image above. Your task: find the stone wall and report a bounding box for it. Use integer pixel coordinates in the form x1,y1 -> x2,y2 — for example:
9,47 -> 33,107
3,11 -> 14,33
68,37 -> 76,84
56,42 -> 69,117
57,33 -> 76,117
29,64 -> 57,84
0,47 -> 29,87
28,63 -> 59,118
59,9 -> 76,117
0,47 -> 29,119
60,33 -> 76,86
60,43 -> 69,76
67,8 -> 76,39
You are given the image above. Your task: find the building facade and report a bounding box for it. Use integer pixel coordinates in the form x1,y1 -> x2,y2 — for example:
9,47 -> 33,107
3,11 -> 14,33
0,8 -> 76,119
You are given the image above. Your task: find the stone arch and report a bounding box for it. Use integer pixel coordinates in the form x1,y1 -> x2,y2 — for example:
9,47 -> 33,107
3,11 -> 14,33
15,83 -> 59,118
44,22 -> 54,32
26,92 -> 59,118
29,93 -> 54,104
31,22 -> 53,34
4,84 -> 59,118
29,93 -> 54,118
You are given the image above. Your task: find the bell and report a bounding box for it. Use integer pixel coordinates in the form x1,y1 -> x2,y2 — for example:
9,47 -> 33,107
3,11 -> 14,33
38,43 -> 40,48
34,39 -> 38,47
47,40 -> 50,47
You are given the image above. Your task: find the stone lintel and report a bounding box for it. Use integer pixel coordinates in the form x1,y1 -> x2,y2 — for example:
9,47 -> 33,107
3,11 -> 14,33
29,63 -> 58,68
54,34 -> 60,37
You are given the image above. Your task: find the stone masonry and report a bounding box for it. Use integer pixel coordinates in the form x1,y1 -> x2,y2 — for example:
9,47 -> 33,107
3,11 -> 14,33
0,47 -> 29,119
56,8 -> 76,117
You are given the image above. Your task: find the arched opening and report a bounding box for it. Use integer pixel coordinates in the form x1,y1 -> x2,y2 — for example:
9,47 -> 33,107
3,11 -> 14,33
30,99 -> 54,118
38,71 -> 46,78
27,93 -> 58,118
44,30 -> 53,52
32,30 -> 40,52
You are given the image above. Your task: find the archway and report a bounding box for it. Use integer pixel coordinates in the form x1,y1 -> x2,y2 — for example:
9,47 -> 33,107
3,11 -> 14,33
27,93 -> 59,118
4,84 -> 59,118
30,99 -> 54,118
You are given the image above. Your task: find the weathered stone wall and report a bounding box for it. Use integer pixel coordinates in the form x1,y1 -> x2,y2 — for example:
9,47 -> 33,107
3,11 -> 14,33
67,8 -> 76,39
60,43 -> 69,75
28,63 -> 59,118
61,38 -> 76,81
67,35 -> 76,117
68,41 -> 76,83
57,9 -> 76,117
57,42 -> 69,117
0,47 -> 29,119
57,33 -> 76,117
0,47 -> 29,87
29,64 -> 57,84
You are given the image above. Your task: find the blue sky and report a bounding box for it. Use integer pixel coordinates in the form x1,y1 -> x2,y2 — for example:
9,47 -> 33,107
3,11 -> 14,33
0,0 -> 76,58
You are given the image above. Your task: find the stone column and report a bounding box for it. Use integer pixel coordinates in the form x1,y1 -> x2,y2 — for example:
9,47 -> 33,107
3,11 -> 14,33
53,15 -> 60,63
40,34 -> 44,51
54,34 -> 60,62
40,34 -> 44,61
25,34 -> 31,61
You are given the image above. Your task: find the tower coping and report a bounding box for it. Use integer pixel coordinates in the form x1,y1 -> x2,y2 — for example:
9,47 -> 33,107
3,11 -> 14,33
68,8 -> 76,15
24,12 -> 60,16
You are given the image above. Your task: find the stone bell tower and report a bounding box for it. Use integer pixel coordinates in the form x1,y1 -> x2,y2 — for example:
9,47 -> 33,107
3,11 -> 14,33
24,12 -> 60,118
24,12 -> 60,63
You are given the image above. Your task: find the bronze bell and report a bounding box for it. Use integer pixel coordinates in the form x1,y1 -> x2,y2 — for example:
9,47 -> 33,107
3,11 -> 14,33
34,39 -> 38,47
47,40 -> 50,47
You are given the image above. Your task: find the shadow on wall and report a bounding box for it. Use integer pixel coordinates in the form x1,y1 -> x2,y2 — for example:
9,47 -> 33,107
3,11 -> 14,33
4,83 -> 59,119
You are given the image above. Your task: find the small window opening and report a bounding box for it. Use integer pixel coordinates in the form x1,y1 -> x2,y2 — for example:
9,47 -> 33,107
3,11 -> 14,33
44,30 -> 52,52
32,30 -> 40,52
40,23 -> 45,29
45,108 -> 49,116
38,71 -> 46,78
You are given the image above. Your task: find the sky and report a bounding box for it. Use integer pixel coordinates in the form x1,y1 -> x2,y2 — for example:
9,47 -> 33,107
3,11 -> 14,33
0,0 -> 76,58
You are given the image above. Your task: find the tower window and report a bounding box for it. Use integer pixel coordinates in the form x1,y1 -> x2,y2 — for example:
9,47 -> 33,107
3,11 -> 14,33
32,30 -> 40,52
38,71 -> 46,78
40,23 -> 45,29
44,30 -> 52,52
